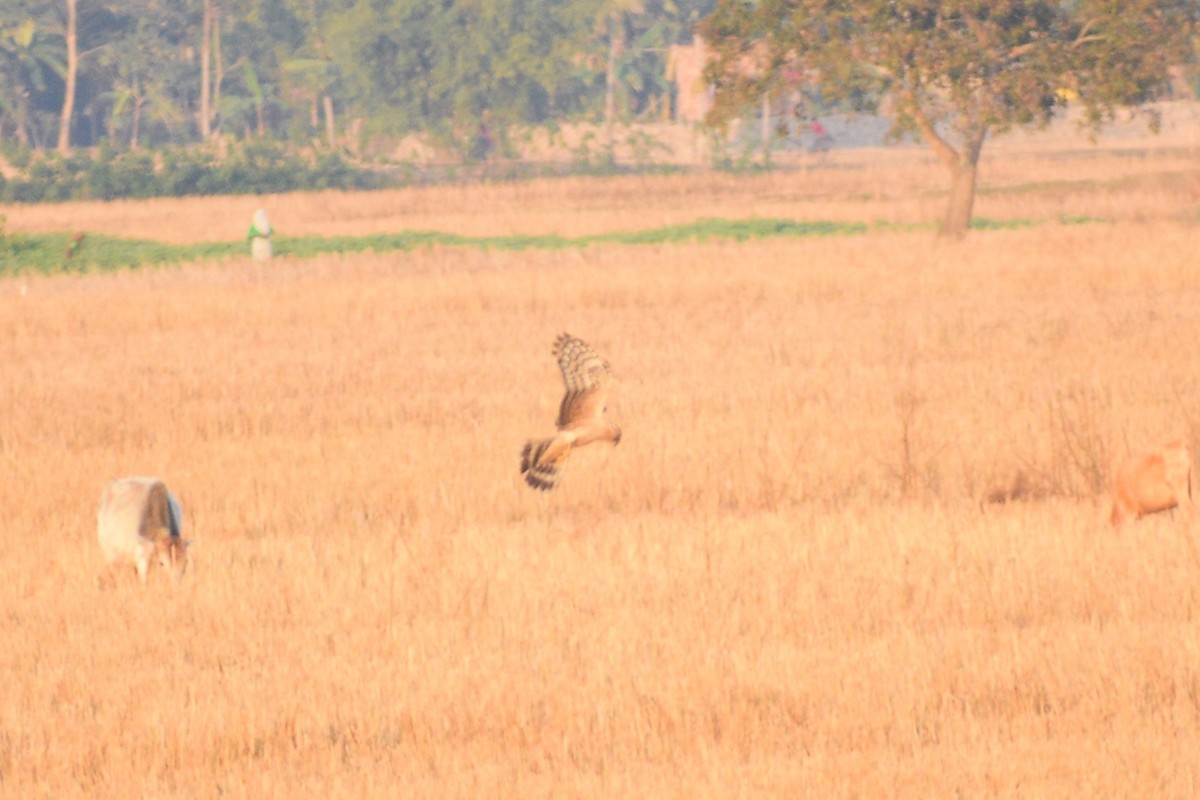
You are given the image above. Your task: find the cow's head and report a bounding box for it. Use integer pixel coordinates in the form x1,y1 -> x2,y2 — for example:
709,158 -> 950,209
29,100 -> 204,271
156,537 -> 191,582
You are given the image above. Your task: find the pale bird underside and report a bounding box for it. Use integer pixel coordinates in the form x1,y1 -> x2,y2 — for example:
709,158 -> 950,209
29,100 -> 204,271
521,333 -> 621,491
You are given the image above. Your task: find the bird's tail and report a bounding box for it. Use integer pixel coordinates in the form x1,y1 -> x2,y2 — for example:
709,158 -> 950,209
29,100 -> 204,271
521,438 -> 567,490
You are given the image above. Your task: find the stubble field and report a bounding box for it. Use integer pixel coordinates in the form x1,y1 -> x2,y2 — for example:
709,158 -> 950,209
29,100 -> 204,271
2,129 -> 1200,798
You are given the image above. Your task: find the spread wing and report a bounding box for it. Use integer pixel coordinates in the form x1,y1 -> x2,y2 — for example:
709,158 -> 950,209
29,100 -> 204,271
552,333 -> 613,430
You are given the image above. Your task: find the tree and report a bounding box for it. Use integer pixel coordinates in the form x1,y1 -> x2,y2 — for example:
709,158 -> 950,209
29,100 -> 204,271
588,0 -> 718,147
57,0 -> 76,151
283,0 -> 342,147
700,0 -> 1197,238
0,3 -> 65,148
199,0 -> 214,142
215,0 -> 306,141
326,0 -> 608,153
95,1 -> 195,148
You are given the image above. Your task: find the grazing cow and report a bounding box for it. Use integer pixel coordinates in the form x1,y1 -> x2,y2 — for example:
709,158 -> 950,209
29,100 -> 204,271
97,477 -> 189,586
1110,441 -> 1194,527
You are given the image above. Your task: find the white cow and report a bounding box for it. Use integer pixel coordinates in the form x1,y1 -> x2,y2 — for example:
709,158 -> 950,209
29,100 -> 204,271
97,477 -> 189,586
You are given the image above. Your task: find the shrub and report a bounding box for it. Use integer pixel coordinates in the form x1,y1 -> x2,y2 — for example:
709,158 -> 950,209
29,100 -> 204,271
0,142 -> 388,203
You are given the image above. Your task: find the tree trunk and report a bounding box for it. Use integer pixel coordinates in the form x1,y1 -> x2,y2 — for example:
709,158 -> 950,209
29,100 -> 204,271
941,160 -> 978,239
604,11 -> 621,154
322,94 -> 335,147
761,92 -> 771,166
938,126 -> 986,239
200,0 -> 212,141
903,87 -> 988,239
0,150 -> 16,181
58,0 -> 77,152
13,94 -> 30,147
212,4 -> 223,138
131,94 -> 143,149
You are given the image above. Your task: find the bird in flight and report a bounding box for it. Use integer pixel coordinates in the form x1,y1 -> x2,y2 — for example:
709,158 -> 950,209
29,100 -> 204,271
521,333 -> 622,490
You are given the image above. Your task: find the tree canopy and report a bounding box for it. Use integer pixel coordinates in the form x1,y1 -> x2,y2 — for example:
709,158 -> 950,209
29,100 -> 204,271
0,0 -> 716,160
700,0 -> 1198,236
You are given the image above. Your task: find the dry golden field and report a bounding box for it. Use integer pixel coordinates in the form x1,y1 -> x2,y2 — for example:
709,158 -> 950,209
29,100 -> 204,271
2,128 -> 1200,798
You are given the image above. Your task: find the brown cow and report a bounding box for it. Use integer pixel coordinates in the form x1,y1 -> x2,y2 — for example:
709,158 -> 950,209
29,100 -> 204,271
1110,440 -> 1194,527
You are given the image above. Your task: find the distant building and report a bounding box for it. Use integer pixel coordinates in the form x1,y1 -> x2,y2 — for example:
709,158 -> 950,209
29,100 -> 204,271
667,38 -> 714,124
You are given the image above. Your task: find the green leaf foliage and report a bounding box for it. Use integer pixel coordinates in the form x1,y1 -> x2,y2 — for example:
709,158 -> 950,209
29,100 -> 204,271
0,0 -> 721,158
698,0 -> 1196,236
0,141 -> 387,202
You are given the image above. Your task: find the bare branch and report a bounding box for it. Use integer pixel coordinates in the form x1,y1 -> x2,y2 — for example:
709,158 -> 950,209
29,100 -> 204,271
902,83 -> 959,171
1071,18 -> 1105,49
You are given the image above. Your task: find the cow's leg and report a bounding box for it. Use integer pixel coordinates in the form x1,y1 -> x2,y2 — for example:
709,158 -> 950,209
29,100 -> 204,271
135,553 -> 151,584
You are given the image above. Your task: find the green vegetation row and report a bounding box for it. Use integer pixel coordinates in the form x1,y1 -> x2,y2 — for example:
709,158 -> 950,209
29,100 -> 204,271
0,141 -> 697,204
0,143 -> 386,202
0,216 -> 1102,277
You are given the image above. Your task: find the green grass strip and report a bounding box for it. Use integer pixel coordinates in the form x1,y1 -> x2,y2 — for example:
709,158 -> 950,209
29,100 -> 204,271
0,215 -> 1101,276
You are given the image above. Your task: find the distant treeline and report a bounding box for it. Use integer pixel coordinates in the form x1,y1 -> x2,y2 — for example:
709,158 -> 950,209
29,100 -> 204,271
1,0 -> 716,159
4,1 -> 1195,210
0,137 -> 707,203
0,141 -> 385,202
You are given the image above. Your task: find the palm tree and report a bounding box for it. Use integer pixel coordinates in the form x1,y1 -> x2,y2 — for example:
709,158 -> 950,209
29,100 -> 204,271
0,16 -> 66,147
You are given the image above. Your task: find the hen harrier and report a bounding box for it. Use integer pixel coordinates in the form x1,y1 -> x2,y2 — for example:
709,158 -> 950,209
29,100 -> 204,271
520,333 -> 622,490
